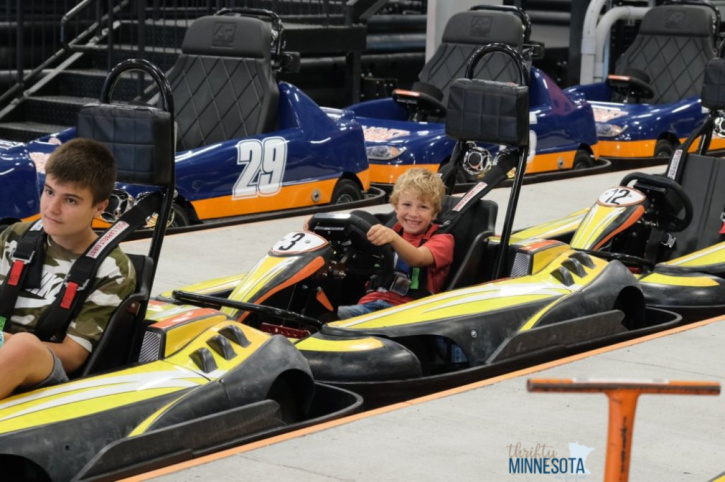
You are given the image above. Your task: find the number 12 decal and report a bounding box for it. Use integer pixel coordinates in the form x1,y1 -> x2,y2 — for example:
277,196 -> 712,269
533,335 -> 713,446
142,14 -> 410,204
233,137 -> 288,199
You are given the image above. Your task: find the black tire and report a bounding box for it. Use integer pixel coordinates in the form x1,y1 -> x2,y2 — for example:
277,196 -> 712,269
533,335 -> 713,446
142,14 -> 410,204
654,139 -> 675,159
331,179 -> 362,204
170,203 -> 190,227
572,150 -> 594,170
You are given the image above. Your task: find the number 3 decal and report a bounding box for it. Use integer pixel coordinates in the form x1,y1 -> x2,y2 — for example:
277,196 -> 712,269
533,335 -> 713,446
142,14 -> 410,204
233,137 -> 288,199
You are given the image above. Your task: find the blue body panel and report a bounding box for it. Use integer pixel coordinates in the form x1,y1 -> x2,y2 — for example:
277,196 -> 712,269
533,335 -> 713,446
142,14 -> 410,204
564,82 -> 708,159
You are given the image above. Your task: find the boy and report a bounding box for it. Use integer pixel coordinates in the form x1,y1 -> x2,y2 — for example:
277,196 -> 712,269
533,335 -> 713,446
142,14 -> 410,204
0,138 -> 136,398
338,168 -> 454,319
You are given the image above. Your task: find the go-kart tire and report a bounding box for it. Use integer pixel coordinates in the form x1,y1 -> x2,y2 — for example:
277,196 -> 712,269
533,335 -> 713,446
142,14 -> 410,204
331,179 -> 362,204
573,150 -> 594,170
654,139 -> 675,159
170,203 -> 190,227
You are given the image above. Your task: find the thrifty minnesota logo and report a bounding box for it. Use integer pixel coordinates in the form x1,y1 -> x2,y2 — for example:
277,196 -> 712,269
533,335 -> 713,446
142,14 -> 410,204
508,441 -> 594,476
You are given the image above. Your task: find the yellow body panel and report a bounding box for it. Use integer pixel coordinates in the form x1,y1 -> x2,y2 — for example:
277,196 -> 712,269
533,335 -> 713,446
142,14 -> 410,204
295,336 -> 385,352
159,273 -> 247,298
570,204 -> 629,249
598,136 -> 725,159
0,320 -> 270,433
327,249 -> 607,331
221,255 -> 298,315
658,241 -> 725,269
640,272 -> 719,287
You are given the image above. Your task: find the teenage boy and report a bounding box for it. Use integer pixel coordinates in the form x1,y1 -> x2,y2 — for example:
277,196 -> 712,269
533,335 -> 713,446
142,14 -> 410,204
0,138 -> 136,398
337,168 -> 454,319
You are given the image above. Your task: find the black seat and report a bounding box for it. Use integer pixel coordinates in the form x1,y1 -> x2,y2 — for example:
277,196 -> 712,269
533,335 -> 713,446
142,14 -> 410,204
75,60 -> 176,375
417,9 -> 525,106
167,15 -> 280,151
440,196 -> 498,290
612,3 -> 717,105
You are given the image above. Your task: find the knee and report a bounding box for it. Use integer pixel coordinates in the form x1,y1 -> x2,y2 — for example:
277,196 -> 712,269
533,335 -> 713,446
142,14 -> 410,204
3,332 -> 46,358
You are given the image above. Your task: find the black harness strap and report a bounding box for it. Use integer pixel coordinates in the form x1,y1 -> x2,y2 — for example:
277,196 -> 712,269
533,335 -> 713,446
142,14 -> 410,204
0,220 -> 46,330
33,191 -> 163,342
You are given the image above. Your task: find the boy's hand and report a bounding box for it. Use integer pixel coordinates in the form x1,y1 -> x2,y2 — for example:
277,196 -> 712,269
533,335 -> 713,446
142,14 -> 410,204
367,224 -> 397,246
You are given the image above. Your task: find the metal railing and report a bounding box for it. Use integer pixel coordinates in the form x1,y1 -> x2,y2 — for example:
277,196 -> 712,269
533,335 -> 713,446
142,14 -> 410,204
1,0 -> 394,108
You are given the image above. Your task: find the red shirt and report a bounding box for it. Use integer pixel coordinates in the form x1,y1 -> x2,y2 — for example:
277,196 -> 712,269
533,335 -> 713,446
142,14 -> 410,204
358,224 -> 454,306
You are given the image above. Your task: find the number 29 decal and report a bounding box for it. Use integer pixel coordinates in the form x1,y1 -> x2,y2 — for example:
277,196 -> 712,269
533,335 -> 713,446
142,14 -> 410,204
233,137 -> 288,199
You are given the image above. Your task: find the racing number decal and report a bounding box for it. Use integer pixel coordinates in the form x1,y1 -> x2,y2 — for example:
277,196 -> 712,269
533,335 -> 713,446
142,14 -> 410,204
233,137 -> 287,199
597,187 -> 645,207
277,232 -> 305,251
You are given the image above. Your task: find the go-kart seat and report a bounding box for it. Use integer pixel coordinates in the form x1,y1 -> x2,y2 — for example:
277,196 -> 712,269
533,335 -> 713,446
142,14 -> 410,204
661,57 -> 725,259
417,9 -> 524,106
612,3 -> 717,105
74,78 -> 175,376
440,196 -> 498,290
167,15 -> 279,151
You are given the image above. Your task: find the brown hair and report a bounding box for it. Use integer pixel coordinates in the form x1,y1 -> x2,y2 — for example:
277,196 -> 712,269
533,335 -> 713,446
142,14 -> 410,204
389,168 -> 446,214
45,138 -> 117,204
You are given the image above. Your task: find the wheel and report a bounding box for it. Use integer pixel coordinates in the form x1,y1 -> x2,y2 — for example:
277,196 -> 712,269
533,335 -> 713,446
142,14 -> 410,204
654,139 -> 675,159
331,179 -> 362,204
572,150 -> 594,170
169,203 -> 190,227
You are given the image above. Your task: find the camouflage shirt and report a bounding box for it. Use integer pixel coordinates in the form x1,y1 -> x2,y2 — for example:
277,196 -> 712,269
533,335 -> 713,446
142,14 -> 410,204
0,222 -> 136,352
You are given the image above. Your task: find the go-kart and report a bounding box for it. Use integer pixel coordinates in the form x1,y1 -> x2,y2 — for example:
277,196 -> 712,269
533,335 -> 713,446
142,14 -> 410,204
0,9 -> 373,230
345,5 -> 601,189
564,1 -> 725,163
159,45 -> 683,408
513,51 -> 725,325
0,60 -> 361,482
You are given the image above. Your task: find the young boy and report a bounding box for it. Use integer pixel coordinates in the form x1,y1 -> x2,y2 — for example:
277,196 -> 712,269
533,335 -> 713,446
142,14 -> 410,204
337,168 -> 454,319
0,138 -> 136,398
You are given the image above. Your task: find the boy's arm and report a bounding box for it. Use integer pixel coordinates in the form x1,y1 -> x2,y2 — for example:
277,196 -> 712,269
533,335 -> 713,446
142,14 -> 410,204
367,225 -> 435,267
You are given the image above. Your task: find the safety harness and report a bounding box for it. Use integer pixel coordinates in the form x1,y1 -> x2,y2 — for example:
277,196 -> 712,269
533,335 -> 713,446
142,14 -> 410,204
0,191 -> 162,342
367,223 -> 439,299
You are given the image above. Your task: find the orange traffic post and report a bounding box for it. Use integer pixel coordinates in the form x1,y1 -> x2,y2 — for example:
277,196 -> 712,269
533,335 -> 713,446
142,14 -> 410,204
527,378 -> 721,482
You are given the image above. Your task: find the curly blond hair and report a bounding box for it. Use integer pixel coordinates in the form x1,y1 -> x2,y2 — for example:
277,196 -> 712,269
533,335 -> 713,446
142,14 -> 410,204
389,168 -> 446,214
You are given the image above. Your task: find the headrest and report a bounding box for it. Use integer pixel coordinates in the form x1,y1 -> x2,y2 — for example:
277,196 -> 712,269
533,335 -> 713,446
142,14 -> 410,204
77,103 -> 174,186
181,15 -> 272,59
446,78 -> 529,146
442,10 -> 523,48
639,4 -> 716,37
701,57 -> 725,109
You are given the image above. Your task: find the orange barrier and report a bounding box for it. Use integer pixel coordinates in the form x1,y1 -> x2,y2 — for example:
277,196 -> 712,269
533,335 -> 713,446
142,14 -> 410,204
527,378 -> 721,482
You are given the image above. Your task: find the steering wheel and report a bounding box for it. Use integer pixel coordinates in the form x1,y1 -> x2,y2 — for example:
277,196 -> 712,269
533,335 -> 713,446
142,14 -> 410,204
392,89 -> 447,122
606,74 -> 654,102
620,172 -> 693,232
579,250 -> 655,272
308,211 -> 396,274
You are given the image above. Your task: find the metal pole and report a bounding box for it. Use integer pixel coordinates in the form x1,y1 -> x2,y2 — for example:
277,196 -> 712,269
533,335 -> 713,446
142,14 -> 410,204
16,0 -> 24,94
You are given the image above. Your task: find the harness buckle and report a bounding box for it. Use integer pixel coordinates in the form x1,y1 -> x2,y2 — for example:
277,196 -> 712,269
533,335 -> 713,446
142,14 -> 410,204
7,251 -> 35,287
60,279 -> 90,310
389,272 -> 411,296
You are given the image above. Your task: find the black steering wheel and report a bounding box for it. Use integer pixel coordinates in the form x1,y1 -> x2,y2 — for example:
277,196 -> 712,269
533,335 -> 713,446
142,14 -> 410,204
620,172 -> 693,232
392,88 -> 447,122
308,211 -> 396,274
606,74 -> 654,102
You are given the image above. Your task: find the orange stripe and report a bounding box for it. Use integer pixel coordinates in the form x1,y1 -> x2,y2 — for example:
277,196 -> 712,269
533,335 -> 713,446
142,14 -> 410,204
121,313 -> 725,481
237,256 -> 326,322
150,307 -> 221,329
599,136 -> 725,159
190,171 -> 370,220
593,204 -> 645,250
